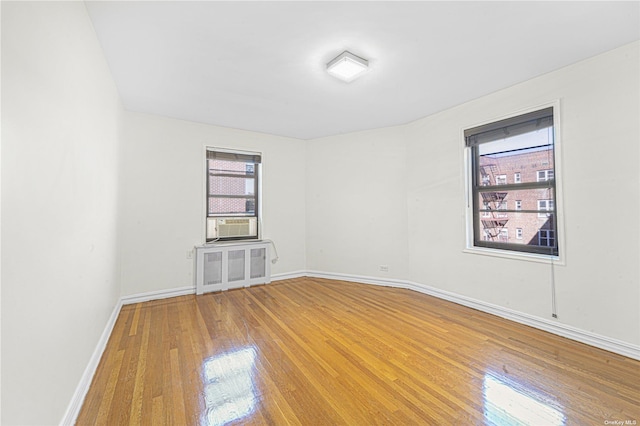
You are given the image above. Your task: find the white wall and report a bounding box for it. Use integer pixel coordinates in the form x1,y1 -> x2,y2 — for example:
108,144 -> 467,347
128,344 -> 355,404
406,41 -> 639,345
1,2 -> 122,424
307,42 -> 639,347
119,112 -> 307,296
306,127 -> 409,280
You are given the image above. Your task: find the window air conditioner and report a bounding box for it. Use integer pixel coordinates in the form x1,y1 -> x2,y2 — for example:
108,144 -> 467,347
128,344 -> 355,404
217,218 -> 251,238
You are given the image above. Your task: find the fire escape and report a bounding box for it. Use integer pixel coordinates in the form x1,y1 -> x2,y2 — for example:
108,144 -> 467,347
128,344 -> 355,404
479,164 -> 508,241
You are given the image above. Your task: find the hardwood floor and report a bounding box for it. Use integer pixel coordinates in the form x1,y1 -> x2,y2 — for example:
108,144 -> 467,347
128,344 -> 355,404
77,278 -> 640,425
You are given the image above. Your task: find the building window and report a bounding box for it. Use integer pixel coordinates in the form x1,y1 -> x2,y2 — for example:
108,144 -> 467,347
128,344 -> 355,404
482,201 -> 491,218
538,199 -> 554,218
538,230 -> 555,247
465,107 -> 558,256
537,169 -> 554,182
496,201 -> 507,218
206,148 -> 261,241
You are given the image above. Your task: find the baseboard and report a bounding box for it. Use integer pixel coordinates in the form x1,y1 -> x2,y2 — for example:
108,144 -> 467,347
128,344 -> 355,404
307,270 -> 640,361
119,272 -> 310,304
121,285 -> 195,305
306,270 -> 409,288
59,299 -> 123,426
271,270 -> 310,282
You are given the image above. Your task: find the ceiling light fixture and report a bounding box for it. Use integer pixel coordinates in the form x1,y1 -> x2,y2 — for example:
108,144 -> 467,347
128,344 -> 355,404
326,51 -> 369,82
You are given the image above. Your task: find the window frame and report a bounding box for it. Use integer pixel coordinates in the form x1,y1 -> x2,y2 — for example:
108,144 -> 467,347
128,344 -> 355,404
204,147 -> 262,243
463,102 -> 564,263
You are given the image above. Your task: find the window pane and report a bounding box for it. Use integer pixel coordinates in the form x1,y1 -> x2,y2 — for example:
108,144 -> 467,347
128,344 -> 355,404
477,129 -> 554,187
477,188 -> 555,214
208,197 -> 255,215
208,159 -> 255,176
208,176 -> 255,197
475,186 -> 556,252
477,212 -> 556,248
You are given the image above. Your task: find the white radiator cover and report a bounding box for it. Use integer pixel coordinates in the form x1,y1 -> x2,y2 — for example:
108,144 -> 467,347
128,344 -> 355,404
194,241 -> 271,294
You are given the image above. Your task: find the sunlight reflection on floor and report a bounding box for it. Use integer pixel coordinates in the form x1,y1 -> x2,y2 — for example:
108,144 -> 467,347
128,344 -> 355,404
202,347 -> 258,426
483,374 -> 565,425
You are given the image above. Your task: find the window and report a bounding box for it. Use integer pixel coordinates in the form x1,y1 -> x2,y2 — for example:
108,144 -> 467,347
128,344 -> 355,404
465,107 -> 558,256
482,201 -> 491,217
514,173 -> 521,184
483,228 -> 509,242
206,149 -> 261,241
537,169 -> 554,182
537,199 -> 554,218
496,201 -> 507,218
538,230 -> 555,247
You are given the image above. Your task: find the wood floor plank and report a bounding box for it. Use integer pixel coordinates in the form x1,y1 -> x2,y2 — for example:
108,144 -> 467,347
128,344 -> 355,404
77,278 -> 640,425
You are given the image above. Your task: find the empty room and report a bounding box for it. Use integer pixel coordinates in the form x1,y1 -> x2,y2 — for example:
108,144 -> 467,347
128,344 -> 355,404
2,1 -> 639,425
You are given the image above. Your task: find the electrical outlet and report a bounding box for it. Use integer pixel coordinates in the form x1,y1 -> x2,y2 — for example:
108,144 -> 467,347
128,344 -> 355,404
379,265 -> 389,272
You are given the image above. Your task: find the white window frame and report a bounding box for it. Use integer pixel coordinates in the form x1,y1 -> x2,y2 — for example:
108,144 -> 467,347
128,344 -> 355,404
516,228 -> 523,239
537,199 -> 554,218
495,174 -> 507,185
514,172 -> 521,184
515,200 -> 522,211
537,169 -> 554,182
463,101 -> 565,264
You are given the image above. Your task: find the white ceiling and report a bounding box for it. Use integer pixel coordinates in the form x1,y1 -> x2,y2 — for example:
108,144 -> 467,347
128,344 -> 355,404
85,1 -> 640,140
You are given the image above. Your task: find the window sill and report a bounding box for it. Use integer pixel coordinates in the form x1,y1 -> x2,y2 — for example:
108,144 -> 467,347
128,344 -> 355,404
463,246 -> 564,265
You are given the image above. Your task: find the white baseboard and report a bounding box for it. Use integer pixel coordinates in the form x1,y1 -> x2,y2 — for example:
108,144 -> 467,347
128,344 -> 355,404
59,299 -> 123,426
119,272 -> 310,306
271,270 -> 307,282
307,270 -> 408,289
307,270 -> 640,361
121,285 -> 195,305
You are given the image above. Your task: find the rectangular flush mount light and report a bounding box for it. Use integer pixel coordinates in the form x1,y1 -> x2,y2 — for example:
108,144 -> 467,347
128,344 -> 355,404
327,51 -> 368,82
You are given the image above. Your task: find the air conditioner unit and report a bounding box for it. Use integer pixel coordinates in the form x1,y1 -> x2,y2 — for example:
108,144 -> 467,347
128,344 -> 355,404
217,218 -> 251,238
207,217 -> 258,240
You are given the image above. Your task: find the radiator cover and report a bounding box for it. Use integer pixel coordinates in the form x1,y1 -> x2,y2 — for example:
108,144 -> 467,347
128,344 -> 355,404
194,241 -> 270,294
